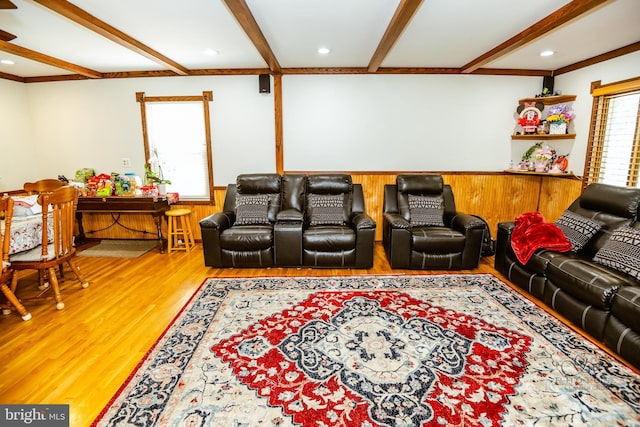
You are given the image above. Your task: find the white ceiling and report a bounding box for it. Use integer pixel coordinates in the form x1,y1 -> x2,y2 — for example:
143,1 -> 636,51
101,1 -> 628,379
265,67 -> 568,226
0,0 -> 638,80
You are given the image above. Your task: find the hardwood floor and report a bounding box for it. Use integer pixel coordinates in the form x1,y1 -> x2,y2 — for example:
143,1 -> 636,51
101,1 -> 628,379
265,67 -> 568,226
0,242 -> 583,426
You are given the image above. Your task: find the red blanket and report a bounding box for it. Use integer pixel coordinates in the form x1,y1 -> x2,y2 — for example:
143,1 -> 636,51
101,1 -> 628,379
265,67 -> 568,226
511,212 -> 572,264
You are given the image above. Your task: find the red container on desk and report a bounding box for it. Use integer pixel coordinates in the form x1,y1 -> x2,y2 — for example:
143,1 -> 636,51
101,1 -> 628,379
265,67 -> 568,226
140,186 -> 158,197
166,192 -> 179,204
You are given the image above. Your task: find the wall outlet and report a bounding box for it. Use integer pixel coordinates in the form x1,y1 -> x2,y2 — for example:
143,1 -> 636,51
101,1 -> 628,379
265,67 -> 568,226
121,158 -> 131,168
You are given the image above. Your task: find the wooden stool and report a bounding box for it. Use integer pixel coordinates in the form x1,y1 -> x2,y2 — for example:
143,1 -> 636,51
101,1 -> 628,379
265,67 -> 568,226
165,208 -> 196,253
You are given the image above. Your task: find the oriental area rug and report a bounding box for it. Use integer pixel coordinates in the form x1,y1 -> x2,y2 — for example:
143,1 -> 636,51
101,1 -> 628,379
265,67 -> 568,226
93,275 -> 640,427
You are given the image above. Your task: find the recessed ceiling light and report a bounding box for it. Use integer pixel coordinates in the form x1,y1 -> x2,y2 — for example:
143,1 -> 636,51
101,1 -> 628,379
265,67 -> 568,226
317,47 -> 331,55
203,49 -> 219,56
539,50 -> 555,57
0,59 -> 15,65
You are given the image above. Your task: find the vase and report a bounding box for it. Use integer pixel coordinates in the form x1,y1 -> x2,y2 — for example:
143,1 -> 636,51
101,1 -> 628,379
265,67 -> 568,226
534,161 -> 548,172
549,122 -> 567,135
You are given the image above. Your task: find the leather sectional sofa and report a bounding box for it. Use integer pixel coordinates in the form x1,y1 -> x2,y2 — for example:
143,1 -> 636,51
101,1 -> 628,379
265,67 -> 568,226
495,183 -> 640,370
200,173 -> 376,268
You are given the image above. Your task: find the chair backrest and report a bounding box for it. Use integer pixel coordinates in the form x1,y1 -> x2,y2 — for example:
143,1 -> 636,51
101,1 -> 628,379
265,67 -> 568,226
222,174 -> 282,223
393,174 -> 457,222
0,195 -> 14,272
38,186 -> 79,261
23,179 -> 65,195
304,174 -> 354,224
568,183 -> 640,257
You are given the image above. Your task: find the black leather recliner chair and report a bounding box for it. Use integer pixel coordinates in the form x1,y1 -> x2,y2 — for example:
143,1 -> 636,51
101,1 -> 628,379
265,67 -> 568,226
199,173 -> 282,267
200,173 -> 376,268
301,174 -> 376,268
382,174 -> 485,269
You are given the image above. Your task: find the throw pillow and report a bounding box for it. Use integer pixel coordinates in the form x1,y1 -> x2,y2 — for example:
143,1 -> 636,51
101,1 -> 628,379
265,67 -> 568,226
555,210 -> 604,251
234,194 -> 270,225
408,194 -> 444,227
593,226 -> 640,280
11,195 -> 42,217
308,193 -> 345,226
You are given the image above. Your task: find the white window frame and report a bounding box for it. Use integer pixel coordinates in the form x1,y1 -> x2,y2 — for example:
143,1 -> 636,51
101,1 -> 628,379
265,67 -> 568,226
136,91 -> 214,203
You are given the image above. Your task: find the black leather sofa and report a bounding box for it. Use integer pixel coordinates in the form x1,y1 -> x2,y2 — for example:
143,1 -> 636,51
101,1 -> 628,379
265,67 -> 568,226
199,173 -> 376,268
495,183 -> 640,370
382,174 -> 486,269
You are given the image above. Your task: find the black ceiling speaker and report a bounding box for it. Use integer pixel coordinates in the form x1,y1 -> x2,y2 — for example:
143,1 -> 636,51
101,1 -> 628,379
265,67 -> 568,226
542,75 -> 555,94
259,74 -> 270,94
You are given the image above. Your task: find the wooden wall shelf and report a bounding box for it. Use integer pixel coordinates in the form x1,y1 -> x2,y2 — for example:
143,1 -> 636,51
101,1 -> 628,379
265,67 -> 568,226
518,95 -> 576,105
511,134 -> 576,140
505,169 -> 578,179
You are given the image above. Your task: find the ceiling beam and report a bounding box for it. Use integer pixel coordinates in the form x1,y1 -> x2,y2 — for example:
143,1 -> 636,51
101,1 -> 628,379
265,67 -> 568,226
0,40 -> 102,78
222,0 -> 281,73
33,0 -> 190,76
0,29 -> 16,42
368,0 -> 423,73
0,0 -> 17,9
460,0 -> 612,73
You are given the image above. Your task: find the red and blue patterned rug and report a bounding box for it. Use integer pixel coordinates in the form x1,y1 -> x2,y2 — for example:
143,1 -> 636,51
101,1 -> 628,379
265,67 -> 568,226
93,275 -> 640,426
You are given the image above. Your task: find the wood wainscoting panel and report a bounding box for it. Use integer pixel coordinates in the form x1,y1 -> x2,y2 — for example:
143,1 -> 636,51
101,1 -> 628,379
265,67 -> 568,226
76,174 -> 582,242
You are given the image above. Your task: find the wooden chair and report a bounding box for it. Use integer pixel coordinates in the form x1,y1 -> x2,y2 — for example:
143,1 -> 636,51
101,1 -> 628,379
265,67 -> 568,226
0,196 -> 32,321
23,179 -> 65,195
10,186 -> 89,310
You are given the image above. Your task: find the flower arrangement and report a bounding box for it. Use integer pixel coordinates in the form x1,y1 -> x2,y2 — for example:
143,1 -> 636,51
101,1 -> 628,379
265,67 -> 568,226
533,146 -> 555,162
545,104 -> 574,124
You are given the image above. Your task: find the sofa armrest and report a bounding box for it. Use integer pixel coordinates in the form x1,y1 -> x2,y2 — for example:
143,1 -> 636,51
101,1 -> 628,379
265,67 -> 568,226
199,211 -> 234,230
494,221 -> 516,273
450,212 -> 485,233
277,208 -> 303,222
351,213 -> 376,268
383,212 -> 410,229
352,212 -> 376,230
199,211 -> 234,267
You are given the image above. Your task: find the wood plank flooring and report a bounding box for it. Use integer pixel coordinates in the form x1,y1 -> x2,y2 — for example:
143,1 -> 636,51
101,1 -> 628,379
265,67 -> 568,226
0,242 -> 612,426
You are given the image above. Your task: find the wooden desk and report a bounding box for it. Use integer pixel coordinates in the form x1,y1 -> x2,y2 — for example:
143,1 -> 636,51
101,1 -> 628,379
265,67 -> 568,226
76,197 -> 170,253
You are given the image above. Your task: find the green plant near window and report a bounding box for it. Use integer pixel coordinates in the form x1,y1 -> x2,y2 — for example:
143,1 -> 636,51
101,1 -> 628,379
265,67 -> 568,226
144,163 -> 171,185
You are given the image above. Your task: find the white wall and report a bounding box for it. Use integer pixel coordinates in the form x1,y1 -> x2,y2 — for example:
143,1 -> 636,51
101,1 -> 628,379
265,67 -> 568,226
24,75 -> 275,187
1,52 -> 638,190
555,51 -> 640,176
283,74 -> 540,171
0,79 -> 35,192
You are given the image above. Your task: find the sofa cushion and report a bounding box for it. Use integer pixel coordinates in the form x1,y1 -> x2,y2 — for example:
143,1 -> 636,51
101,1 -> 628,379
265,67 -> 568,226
593,226 -> 640,280
609,286 -> 640,334
555,210 -> 604,251
308,193 -> 346,226
546,254 -> 628,309
220,225 -> 273,251
411,227 -> 466,253
408,194 -> 444,227
234,194 -> 270,225
303,226 -> 355,251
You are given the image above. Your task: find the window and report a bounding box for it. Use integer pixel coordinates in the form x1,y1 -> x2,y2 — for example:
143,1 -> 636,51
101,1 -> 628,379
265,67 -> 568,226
136,91 -> 214,202
584,78 -> 640,189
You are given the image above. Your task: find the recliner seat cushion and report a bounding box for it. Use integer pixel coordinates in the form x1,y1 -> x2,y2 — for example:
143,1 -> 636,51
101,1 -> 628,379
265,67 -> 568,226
303,226 -> 356,251
220,226 -> 273,251
411,227 -> 465,253
546,254 -> 628,309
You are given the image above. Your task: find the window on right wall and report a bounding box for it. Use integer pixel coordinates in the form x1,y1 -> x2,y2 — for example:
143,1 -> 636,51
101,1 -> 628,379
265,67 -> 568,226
584,77 -> 640,189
